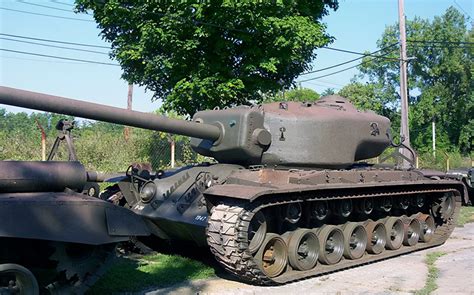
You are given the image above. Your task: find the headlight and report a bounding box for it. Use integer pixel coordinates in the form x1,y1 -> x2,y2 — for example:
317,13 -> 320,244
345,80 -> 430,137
140,181 -> 157,203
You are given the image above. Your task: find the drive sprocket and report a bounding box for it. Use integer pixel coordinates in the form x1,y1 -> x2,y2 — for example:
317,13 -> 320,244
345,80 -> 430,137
47,242 -> 116,294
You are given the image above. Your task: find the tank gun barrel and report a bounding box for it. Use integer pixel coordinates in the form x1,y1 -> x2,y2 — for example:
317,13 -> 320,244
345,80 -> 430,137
0,86 -> 221,141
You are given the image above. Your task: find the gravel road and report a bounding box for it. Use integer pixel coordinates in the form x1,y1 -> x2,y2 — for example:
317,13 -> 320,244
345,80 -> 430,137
144,223 -> 474,295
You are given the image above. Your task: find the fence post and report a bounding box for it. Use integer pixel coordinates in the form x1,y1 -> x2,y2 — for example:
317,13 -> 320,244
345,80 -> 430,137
35,119 -> 46,161
170,139 -> 175,168
443,151 -> 450,172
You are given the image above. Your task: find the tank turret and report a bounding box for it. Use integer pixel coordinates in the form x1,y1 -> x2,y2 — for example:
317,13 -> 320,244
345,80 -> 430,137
0,86 -> 390,168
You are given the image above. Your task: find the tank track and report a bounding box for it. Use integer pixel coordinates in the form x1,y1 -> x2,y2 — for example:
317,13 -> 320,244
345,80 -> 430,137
207,186 -> 461,285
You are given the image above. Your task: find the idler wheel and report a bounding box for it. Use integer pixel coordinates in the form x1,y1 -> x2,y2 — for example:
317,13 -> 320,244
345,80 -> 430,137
378,197 -> 393,213
417,214 -> 436,243
341,222 -> 367,260
356,198 -> 374,215
248,211 -> 267,254
403,218 -> 422,246
255,234 -> 288,278
0,263 -> 39,295
384,217 -> 404,250
317,225 -> 344,265
365,221 -> 387,254
286,229 -> 319,271
312,201 -> 329,221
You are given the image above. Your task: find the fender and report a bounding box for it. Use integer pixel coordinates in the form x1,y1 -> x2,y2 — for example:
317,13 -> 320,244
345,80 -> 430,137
0,192 -> 150,245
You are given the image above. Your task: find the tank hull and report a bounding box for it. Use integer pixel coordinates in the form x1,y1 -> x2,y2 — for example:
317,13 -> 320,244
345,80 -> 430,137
0,161 -> 150,293
125,164 -> 466,284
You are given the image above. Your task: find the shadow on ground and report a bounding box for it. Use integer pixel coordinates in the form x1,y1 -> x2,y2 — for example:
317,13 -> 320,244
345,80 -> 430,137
87,237 -> 237,294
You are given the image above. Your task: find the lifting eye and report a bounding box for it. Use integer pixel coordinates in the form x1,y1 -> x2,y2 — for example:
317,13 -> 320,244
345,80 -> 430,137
279,127 -> 286,141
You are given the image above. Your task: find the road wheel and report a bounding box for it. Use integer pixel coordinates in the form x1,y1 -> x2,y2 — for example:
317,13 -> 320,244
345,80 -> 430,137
286,229 -> 319,271
255,234 -> 288,278
317,225 -> 344,265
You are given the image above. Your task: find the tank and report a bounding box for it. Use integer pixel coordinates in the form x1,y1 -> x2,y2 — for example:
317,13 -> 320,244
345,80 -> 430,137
446,168 -> 474,205
0,86 -> 468,286
0,158 -> 150,290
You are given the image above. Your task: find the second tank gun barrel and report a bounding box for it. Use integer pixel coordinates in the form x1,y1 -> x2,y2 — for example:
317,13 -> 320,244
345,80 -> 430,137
0,86 -> 221,141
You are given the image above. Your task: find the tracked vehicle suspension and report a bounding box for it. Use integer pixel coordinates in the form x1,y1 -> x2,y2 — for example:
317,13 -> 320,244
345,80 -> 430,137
207,187 -> 461,285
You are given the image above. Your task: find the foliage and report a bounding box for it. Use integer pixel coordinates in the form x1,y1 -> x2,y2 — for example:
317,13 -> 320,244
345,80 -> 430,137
416,150 -> 471,171
0,110 -> 201,172
264,87 -> 320,102
353,7 -> 473,155
338,82 -> 394,116
76,0 -> 338,115
0,110 -> 71,160
321,88 -> 336,96
88,254 -> 214,294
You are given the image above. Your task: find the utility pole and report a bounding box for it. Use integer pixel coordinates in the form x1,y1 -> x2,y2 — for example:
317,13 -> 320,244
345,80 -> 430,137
398,0 -> 411,167
432,117 -> 436,157
124,83 -> 133,141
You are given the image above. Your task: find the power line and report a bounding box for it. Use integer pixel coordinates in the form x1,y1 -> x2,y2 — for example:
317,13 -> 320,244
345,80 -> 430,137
50,0 -> 77,7
298,64 -> 361,82
301,43 -> 399,76
453,0 -> 472,19
0,7 -> 94,22
304,79 -> 345,87
0,37 -> 110,55
298,49 -> 396,82
0,54 -> 91,65
17,0 -> 80,14
299,56 -> 366,76
0,48 -> 119,66
321,46 -> 399,59
408,44 -> 474,49
0,33 -> 110,49
407,40 -> 474,45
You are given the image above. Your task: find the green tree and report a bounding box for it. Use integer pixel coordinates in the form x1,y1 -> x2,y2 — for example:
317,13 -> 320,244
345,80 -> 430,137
321,88 -> 336,96
354,7 -> 472,154
338,82 -> 394,117
265,87 -> 320,102
76,0 -> 338,115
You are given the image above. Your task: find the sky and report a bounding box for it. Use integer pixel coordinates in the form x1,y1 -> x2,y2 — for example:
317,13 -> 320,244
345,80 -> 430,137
0,0 -> 472,114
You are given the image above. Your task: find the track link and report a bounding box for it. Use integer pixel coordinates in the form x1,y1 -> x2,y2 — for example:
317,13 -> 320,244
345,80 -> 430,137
207,187 -> 461,285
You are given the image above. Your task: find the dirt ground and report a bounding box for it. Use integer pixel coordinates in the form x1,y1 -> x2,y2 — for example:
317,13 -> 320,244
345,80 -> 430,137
142,223 -> 474,295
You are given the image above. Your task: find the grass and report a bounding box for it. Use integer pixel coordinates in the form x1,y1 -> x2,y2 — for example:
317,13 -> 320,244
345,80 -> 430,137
414,251 -> 447,295
457,206 -> 474,227
87,253 -> 215,294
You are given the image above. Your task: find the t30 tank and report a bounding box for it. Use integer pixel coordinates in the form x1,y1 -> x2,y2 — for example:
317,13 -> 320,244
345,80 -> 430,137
0,86 -> 467,285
